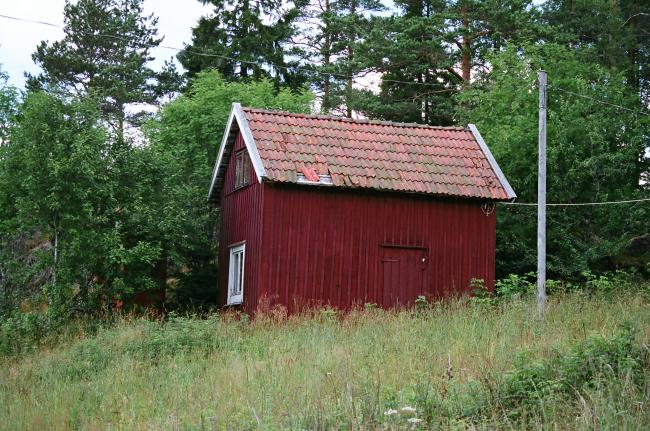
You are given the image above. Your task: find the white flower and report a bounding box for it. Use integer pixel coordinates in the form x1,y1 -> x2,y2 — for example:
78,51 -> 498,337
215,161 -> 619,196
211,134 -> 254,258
383,409 -> 398,416
401,406 -> 417,413
407,418 -> 423,424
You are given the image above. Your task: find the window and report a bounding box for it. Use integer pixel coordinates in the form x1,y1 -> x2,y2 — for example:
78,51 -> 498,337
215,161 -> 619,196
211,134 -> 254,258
227,243 -> 245,305
234,150 -> 251,189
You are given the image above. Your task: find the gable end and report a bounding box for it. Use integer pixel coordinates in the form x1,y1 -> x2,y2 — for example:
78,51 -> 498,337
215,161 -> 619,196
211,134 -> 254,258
208,103 -> 266,202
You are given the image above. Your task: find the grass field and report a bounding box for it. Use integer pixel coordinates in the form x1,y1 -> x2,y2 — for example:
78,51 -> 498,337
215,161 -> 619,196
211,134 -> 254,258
1,292 -> 649,430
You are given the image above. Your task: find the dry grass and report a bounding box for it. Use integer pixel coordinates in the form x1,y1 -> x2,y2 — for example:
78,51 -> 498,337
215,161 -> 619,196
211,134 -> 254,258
1,292 -> 649,430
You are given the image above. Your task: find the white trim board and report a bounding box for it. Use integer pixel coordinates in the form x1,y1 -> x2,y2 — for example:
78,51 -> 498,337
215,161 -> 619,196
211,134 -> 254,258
468,124 -> 517,201
207,103 -> 266,201
226,242 -> 245,305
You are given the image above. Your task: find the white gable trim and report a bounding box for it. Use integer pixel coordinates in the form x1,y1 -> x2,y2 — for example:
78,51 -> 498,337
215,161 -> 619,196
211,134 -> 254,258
468,124 -> 517,201
207,103 -> 266,200
233,103 -> 266,181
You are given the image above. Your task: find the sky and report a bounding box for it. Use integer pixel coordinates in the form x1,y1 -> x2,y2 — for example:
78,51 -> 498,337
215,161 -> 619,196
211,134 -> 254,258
0,0 -> 212,89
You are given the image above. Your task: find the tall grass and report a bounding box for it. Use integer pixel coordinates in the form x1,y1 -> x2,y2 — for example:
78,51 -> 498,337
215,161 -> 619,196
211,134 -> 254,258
1,292 -> 649,430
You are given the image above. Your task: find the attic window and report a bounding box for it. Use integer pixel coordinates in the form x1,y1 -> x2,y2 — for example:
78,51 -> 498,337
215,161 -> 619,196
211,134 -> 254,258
297,173 -> 333,185
234,150 -> 251,189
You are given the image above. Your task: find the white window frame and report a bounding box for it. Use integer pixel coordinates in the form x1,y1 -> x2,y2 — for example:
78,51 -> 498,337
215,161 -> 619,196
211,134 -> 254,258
234,150 -> 251,190
227,242 -> 245,305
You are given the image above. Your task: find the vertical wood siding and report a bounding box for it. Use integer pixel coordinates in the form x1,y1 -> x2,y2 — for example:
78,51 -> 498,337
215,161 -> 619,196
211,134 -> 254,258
259,184 -> 496,312
219,131 -> 497,314
218,133 -> 264,315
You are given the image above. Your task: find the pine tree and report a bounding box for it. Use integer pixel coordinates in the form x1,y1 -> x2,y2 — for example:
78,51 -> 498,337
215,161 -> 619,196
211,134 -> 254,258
543,0 -> 650,106
328,0 -> 385,117
357,0 -> 538,124
27,0 -> 178,140
178,0 -> 307,90
357,0 -> 459,125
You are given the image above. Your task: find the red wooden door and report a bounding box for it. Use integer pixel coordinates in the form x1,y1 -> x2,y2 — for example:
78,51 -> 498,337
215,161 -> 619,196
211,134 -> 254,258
380,246 -> 428,308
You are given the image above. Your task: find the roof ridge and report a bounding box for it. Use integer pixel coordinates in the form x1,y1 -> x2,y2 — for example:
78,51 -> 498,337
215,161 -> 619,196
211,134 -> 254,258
241,107 -> 467,131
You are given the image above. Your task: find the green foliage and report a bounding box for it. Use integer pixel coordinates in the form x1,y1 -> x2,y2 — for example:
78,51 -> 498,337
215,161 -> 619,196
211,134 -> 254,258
0,92 -> 113,315
497,325 -> 647,416
356,0 -> 540,123
0,67 -> 19,142
469,278 -> 495,305
28,0 -> 180,133
414,295 -> 430,310
495,272 -> 536,297
543,0 -> 650,105
0,92 -> 172,319
178,0 -> 307,90
0,312 -> 48,356
458,43 -> 650,278
145,72 -> 313,307
1,292 -> 649,429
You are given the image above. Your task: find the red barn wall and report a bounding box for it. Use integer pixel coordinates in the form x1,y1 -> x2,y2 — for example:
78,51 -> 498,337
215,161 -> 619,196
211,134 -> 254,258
258,184 -> 496,312
217,133 -> 265,315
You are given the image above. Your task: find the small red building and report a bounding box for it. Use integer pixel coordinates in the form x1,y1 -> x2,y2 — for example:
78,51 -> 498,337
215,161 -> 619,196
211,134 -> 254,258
207,104 -> 516,314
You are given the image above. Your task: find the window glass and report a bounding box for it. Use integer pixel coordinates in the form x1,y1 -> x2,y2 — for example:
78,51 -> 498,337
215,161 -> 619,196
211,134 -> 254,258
228,243 -> 245,304
234,150 -> 251,189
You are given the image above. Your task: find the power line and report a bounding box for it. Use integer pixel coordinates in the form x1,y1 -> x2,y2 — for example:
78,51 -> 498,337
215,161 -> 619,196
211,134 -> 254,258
549,84 -> 650,116
500,197 -> 650,207
5,11 -> 648,107
0,12 -> 459,90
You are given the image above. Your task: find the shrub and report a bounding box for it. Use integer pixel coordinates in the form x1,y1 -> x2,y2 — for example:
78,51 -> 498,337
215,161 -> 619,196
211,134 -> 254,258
495,272 -> 536,298
495,325 -> 647,416
0,312 -> 49,356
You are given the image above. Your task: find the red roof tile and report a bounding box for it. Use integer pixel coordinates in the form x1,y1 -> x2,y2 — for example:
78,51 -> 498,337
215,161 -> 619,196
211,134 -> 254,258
240,107 -> 513,201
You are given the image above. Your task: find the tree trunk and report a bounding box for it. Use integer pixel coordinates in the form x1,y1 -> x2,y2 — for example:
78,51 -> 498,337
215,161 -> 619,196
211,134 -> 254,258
346,0 -> 356,118
346,46 -> 353,118
322,0 -> 332,113
460,7 -> 471,83
53,227 -> 58,288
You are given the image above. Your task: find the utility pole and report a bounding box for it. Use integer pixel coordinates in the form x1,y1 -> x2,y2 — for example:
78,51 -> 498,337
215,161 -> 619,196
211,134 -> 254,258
537,70 -> 547,318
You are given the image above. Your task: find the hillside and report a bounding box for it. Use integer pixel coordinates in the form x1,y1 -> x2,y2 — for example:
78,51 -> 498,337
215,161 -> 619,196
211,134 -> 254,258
2,291 -> 649,430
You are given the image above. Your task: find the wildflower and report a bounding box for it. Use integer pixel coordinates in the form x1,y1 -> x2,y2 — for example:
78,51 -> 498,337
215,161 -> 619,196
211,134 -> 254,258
383,409 -> 398,416
401,406 -> 416,413
407,418 -> 423,424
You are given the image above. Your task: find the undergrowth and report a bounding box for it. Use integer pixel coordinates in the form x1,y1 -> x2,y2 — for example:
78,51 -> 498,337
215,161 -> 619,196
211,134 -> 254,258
1,290 -> 649,430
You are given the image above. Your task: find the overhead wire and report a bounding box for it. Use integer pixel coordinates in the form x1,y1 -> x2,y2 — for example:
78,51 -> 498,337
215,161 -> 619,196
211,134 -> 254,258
3,12 -> 649,209
0,12 -> 458,90
500,197 -> 650,207
549,84 -> 650,116
4,11 -> 650,109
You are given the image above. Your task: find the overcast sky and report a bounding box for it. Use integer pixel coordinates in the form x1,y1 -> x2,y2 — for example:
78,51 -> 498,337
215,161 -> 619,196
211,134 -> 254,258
0,0 -> 212,89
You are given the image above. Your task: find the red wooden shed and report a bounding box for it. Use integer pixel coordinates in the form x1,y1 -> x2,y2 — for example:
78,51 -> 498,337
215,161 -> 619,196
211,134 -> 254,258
207,103 -> 516,314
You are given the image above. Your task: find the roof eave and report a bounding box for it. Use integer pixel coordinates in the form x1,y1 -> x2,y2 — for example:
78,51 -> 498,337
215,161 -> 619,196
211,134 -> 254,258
467,124 -> 517,202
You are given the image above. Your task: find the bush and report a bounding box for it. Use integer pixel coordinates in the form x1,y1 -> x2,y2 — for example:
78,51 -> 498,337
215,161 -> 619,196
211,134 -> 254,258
0,312 -> 49,356
495,325 -> 648,416
495,272 -> 536,298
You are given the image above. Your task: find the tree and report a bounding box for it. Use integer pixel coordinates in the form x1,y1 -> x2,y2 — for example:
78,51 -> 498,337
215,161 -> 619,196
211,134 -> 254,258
0,67 -> 18,144
543,0 -> 650,106
178,0 -> 307,90
357,0 -> 539,125
458,44 -> 650,277
0,90 -> 172,317
0,68 -> 21,316
28,0 -> 179,140
289,0 -> 338,112
357,2 -> 459,125
144,71 -> 313,306
326,0 -> 385,117
1,93 -> 108,314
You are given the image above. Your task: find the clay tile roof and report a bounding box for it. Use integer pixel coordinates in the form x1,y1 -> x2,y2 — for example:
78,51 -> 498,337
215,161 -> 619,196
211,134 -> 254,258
207,104 -> 516,202
239,107 -> 514,201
